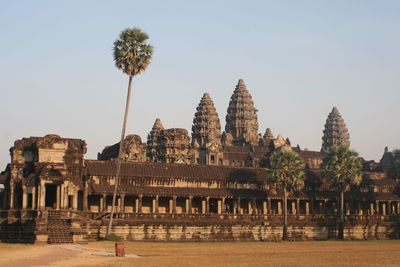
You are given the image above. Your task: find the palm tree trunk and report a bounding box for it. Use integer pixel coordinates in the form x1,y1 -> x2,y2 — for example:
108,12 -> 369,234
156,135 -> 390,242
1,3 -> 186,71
338,190 -> 344,239
283,188 -> 288,241
106,75 -> 133,236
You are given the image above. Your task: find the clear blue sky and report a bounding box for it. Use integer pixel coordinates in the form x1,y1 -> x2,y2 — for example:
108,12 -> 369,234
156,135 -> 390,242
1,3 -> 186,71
1,0 -> 399,168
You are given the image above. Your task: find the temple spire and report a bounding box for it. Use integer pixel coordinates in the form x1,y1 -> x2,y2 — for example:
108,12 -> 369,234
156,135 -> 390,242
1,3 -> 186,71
225,79 -> 259,146
192,93 -> 222,149
146,118 -> 164,161
322,107 -> 350,151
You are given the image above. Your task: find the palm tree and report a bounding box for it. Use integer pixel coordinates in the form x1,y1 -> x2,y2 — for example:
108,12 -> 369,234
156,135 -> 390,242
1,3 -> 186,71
106,27 -> 153,236
321,145 -> 362,239
266,150 -> 305,240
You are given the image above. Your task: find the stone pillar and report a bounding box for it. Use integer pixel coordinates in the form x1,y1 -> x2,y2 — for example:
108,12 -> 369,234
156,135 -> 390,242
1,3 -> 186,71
99,196 -> 104,212
291,201 -> 296,215
201,198 -> 206,214
188,196 -> 193,214
60,184 -> 64,209
63,183 -> 69,209
248,199 -> 252,215
382,202 -> 386,216
9,183 -> 15,209
102,194 -> 107,212
138,195 -> 143,213
83,189 -> 88,212
222,197 -> 226,213
296,199 -> 300,215
306,201 -> 310,215
206,197 -> 209,214
263,200 -> 267,215
267,198 -> 272,215
32,186 -> 37,210
369,202 -> 374,215
120,194 -> 125,213
56,185 -> 61,210
217,199 -> 222,214
172,196 -> 177,214
155,195 -> 159,213
22,185 -> 27,210
73,191 -> 78,210
39,182 -> 45,209
233,198 -> 237,215
376,201 -> 380,215
135,197 -> 139,213
278,200 -> 282,215
397,201 -> 400,215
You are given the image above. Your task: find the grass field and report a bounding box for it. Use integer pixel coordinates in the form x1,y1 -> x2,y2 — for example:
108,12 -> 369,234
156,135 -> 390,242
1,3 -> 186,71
1,240 -> 399,266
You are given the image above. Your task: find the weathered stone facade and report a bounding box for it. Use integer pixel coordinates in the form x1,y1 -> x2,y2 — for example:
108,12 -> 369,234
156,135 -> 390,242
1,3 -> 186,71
0,80 -> 399,243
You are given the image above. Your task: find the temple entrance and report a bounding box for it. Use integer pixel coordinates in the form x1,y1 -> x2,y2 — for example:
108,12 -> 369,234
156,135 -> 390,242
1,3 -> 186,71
45,184 -> 57,208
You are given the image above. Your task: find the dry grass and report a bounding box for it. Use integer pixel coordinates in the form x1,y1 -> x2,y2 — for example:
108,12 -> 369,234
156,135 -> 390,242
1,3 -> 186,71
1,240 -> 399,266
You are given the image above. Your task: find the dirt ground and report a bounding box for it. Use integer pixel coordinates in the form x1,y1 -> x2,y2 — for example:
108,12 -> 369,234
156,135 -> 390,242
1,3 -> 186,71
0,240 -> 399,267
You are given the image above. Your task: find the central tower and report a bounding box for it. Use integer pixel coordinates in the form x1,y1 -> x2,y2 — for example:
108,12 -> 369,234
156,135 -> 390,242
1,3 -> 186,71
225,79 -> 259,146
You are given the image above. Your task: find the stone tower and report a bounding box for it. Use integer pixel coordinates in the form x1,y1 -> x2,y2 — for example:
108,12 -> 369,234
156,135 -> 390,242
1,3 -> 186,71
225,79 -> 259,146
146,118 -> 164,162
322,107 -> 350,151
191,93 -> 222,164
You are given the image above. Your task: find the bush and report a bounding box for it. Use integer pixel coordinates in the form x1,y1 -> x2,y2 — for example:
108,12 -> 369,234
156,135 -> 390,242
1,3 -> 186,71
104,234 -> 123,242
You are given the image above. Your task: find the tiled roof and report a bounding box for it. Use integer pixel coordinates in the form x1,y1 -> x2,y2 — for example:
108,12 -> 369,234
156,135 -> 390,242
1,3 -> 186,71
85,160 -> 266,182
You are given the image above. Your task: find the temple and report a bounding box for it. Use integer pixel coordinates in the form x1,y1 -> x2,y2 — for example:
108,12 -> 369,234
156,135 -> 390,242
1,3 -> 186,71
0,79 -> 399,243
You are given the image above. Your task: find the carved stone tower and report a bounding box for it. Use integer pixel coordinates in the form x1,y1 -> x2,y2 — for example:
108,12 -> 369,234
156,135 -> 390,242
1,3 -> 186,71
322,107 -> 350,151
191,93 -> 222,165
225,79 -> 259,146
146,118 -> 164,162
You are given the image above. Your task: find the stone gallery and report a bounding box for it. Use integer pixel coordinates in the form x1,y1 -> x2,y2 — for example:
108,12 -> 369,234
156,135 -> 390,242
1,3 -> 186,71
0,79 -> 399,243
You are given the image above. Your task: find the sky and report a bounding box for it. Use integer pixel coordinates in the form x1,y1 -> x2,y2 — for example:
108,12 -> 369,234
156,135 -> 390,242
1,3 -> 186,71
0,0 -> 399,168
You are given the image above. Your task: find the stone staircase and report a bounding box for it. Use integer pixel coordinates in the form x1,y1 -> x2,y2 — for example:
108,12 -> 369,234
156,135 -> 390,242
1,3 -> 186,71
47,210 -> 73,244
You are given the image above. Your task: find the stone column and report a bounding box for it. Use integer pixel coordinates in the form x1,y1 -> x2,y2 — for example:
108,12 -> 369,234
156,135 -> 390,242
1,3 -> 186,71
201,198 -> 206,214
233,198 -> 237,215
306,201 -> 310,215
63,183 -> 69,209
376,201 -> 380,215
120,194 -> 125,213
370,202 -> 374,215
188,196 -> 193,214
60,184 -> 64,209
291,201 -> 296,215
172,196 -> 177,214
217,199 -> 222,214
99,196 -> 104,212
277,200 -> 282,215
32,186 -> 37,210
222,197 -> 226,213
9,183 -> 14,209
267,198 -> 272,215
382,202 -> 386,216
397,201 -> 400,215
296,199 -> 300,215
73,191 -> 78,210
102,194 -> 107,211
83,188 -> 88,212
205,197 -> 209,214
248,199 -> 252,215
155,195 -> 159,213
135,197 -> 139,213
138,195 -> 143,213
22,185 -> 27,210
39,182 -> 45,209
263,200 -> 267,215
56,185 -> 61,210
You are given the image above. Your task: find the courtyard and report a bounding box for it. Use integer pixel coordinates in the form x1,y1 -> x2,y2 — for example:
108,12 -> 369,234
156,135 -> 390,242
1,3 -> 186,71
0,240 -> 399,266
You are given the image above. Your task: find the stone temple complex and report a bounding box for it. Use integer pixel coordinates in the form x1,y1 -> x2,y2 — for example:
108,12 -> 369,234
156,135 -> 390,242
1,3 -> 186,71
0,79 -> 399,243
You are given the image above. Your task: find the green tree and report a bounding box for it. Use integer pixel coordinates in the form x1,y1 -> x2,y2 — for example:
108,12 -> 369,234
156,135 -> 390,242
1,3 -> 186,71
107,27 -> 153,236
266,150 -> 305,240
387,149 -> 400,179
321,145 -> 362,239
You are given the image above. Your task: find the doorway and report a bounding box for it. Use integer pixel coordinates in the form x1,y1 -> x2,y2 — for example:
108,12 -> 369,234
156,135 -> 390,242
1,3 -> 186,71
45,184 -> 57,208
